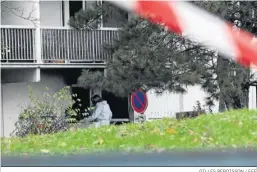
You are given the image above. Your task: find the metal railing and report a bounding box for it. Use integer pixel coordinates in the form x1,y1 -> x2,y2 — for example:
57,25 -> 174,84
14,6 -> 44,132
1,26 -> 36,62
1,26 -> 119,63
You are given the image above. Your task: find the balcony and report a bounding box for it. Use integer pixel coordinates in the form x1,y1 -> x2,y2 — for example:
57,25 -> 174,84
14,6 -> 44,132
1,26 -> 119,67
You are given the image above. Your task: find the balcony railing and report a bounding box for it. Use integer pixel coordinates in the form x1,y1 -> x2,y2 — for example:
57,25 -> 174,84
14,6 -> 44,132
1,26 -> 119,64
1,26 -> 35,62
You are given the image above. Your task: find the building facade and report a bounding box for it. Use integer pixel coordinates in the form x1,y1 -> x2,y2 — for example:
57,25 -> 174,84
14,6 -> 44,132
1,0 -> 256,137
1,0 -> 126,137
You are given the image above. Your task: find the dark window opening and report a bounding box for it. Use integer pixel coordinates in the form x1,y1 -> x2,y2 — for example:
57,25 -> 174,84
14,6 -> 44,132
102,91 -> 129,119
69,1 -> 83,18
61,67 -> 129,123
71,87 -> 90,121
61,68 -> 89,121
71,68 -> 103,121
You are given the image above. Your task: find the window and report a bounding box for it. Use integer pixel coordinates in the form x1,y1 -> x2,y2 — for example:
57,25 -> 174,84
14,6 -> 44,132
101,1 -> 128,28
69,1 -> 83,18
69,1 -> 128,29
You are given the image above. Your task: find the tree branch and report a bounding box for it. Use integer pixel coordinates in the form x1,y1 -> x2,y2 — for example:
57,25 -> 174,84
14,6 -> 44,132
1,1 -> 39,26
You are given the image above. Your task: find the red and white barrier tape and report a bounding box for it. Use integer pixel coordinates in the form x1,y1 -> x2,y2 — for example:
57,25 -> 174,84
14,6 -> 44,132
109,0 -> 257,68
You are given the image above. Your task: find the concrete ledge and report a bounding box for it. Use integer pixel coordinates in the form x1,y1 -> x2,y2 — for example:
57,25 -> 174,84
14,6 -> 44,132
111,118 -> 130,122
0,63 -> 107,69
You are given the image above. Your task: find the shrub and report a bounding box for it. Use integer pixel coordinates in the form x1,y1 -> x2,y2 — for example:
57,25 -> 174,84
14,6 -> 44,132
11,86 -> 80,137
193,100 -> 213,113
175,101 -> 207,120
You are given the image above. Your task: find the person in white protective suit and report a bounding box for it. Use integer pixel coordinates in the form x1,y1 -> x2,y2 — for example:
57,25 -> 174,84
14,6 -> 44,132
85,94 -> 112,128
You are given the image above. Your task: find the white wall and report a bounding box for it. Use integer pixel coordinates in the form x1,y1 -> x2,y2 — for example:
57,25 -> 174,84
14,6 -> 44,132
40,1 -> 63,27
138,85 -> 219,120
1,70 -> 68,137
1,1 -> 37,26
1,0 -> 63,27
249,86 -> 257,109
143,89 -> 179,120
249,66 -> 257,109
182,85 -> 219,113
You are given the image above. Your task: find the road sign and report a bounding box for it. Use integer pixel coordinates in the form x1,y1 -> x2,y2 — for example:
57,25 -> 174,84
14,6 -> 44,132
130,89 -> 148,114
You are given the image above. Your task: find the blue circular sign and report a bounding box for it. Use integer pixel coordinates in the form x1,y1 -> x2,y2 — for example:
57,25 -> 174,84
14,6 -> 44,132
130,89 -> 148,114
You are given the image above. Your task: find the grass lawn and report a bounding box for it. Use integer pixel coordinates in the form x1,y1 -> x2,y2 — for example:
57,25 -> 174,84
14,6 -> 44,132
1,109 -> 257,156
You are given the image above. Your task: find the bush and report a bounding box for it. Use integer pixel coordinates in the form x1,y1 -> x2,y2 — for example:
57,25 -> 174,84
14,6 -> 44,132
11,86 -> 80,137
176,101 -> 207,120
193,100 -> 213,113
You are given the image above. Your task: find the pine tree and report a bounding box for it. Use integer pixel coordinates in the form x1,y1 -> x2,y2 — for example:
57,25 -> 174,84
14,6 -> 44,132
194,1 -> 257,111
76,15 -> 208,97
71,1 -> 257,112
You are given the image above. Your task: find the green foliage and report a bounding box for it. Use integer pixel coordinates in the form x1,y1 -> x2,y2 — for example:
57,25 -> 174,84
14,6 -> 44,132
72,1 -> 257,111
77,70 -> 105,90
77,17 -> 207,97
2,109 -> 257,155
69,6 -> 104,30
11,86 -> 80,137
193,100 -> 212,113
193,101 -> 204,112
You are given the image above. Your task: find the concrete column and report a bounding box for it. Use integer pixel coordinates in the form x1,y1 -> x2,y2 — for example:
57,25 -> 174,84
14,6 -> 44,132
1,83 -> 4,137
34,0 -> 41,64
34,0 -> 41,82
104,68 -> 107,77
82,0 -> 86,10
34,0 -> 41,61
35,68 -> 40,82
63,1 -> 70,27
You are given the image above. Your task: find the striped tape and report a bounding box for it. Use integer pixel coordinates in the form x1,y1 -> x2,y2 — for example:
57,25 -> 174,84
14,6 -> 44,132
109,0 -> 257,68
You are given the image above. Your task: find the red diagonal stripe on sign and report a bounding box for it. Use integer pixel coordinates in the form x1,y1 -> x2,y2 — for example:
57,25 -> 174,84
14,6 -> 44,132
134,1 -> 183,34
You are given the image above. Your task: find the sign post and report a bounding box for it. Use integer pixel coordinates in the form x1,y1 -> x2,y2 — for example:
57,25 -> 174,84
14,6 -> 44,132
130,89 -> 148,122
